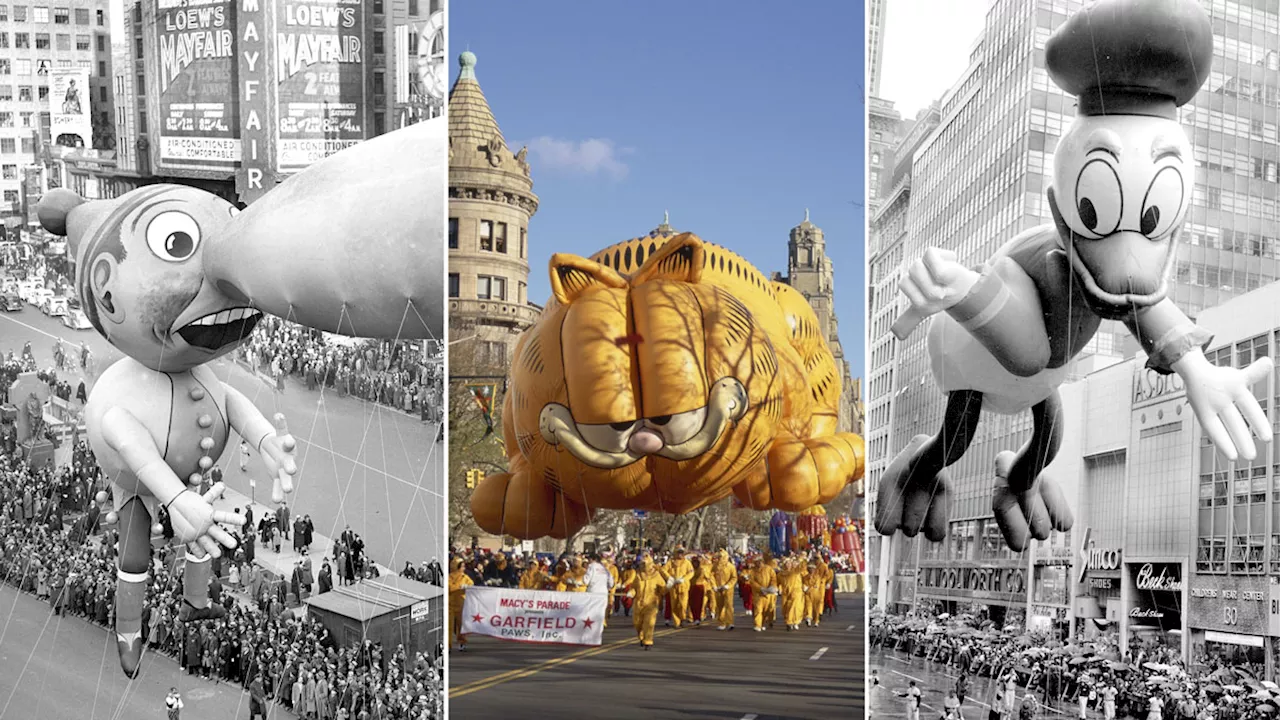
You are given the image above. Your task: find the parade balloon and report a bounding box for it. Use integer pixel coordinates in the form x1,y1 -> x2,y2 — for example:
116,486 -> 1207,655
203,117 -> 445,340
874,0 -> 1272,552
769,510 -> 790,558
470,232 -> 864,539
796,504 -> 828,539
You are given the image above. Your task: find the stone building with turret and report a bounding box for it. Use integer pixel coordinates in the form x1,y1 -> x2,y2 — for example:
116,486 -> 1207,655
447,51 -> 540,374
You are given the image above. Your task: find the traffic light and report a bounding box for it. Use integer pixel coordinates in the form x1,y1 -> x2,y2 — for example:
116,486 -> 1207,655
465,469 -> 483,489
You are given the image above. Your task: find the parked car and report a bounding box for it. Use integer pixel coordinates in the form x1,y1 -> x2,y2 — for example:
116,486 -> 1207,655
41,296 -> 67,317
61,307 -> 92,329
17,280 -> 42,303
2,291 -> 20,312
27,287 -> 51,309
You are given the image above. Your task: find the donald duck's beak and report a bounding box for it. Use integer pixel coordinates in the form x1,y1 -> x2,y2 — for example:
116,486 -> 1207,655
203,117 -> 445,340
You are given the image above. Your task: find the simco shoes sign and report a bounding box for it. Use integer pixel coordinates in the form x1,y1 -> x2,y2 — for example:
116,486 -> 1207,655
1078,527 -> 1122,583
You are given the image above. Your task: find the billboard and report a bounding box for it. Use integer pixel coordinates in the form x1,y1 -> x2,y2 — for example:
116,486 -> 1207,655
157,0 -> 240,170
274,0 -> 367,171
50,69 -> 91,147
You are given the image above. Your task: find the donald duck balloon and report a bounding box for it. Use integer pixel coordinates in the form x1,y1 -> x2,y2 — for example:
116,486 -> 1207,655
874,0 -> 1273,551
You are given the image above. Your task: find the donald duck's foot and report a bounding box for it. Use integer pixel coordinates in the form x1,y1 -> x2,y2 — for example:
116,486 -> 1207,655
178,601 -> 226,623
116,631 -> 143,678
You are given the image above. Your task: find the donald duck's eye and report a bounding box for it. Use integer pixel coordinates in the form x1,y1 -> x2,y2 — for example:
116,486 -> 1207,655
1139,166 -> 1183,239
146,211 -> 201,262
1073,159 -> 1123,238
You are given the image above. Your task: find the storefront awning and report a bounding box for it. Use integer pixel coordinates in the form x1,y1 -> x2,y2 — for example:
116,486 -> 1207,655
1204,630 -> 1264,647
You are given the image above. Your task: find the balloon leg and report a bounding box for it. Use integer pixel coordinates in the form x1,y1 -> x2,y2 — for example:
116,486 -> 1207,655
874,389 -> 983,541
993,389 -> 1073,551
114,496 -> 151,678
470,459 -> 592,540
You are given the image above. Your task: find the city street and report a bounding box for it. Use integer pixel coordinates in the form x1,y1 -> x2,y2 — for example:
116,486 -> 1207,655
0,583 -> 274,719
449,593 -> 863,720
0,307 -> 444,573
870,646 -> 1082,720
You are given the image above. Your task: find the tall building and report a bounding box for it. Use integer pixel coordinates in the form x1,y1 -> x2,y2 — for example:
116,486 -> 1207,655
0,0 -> 114,227
866,97 -> 901,218
446,50 -> 539,373
868,0 -> 887,98
870,0 -> 1280,610
773,210 -> 861,435
102,0 -> 441,205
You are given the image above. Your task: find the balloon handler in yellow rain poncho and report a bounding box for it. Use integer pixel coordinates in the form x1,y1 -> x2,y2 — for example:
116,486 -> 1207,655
449,558 -> 474,652
749,555 -> 779,632
874,0 -> 1273,552
32,118 -> 442,678
625,553 -> 671,650
469,231 -> 863,541
710,549 -> 738,631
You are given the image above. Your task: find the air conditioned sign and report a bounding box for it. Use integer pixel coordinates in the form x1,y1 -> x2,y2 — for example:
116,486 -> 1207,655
1077,527 -> 1122,583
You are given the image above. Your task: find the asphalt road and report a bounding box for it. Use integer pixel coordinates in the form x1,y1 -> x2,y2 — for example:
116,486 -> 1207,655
449,592 -> 864,720
870,645 -> 1080,719
0,583 -> 300,720
0,307 -> 444,575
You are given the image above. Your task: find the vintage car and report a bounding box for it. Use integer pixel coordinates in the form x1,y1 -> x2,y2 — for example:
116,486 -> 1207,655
41,295 -> 67,317
2,291 -> 20,311
61,307 -> 92,329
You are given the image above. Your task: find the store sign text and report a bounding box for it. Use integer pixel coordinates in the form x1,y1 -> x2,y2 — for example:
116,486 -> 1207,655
1130,607 -> 1165,619
1133,366 -> 1185,403
1135,564 -> 1183,592
1191,588 -> 1264,601
1078,528 -> 1122,583
1088,578 -> 1113,590
917,566 -> 1027,599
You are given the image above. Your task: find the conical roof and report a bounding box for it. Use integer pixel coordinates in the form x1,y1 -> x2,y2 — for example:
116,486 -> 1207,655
447,51 -> 530,180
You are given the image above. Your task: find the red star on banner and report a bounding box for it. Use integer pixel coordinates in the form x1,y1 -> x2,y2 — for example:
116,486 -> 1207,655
472,614 -> 483,623
583,618 -> 594,629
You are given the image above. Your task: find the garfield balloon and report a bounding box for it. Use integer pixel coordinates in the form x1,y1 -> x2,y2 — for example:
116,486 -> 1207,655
471,232 -> 864,539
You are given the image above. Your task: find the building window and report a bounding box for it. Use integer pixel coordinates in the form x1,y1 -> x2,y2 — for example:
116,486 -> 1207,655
0,139 -> 13,153
134,35 -> 141,59
373,71 -> 383,96
138,110 -> 146,133
2,190 -> 16,204
0,60 -> 9,76
12,6 -> 24,22
74,33 -> 86,50
447,273 -> 458,297
74,6 -> 86,24
0,88 -> 9,103
55,33 -> 67,50
14,32 -> 27,49
0,113 -> 12,128
518,281 -> 526,304
372,0 -> 381,13
519,228 -> 526,258
0,34 -> 8,49
1,165 -> 14,180
447,218 -> 457,249
34,33 -> 49,50
408,0 -> 417,14
18,111 -> 30,127
479,220 -> 492,251
373,31 -> 383,55
373,112 -> 384,136
95,9 -> 101,25
494,222 -> 507,253
479,341 -> 506,366
0,6 -> 8,21
13,59 -> 26,75
19,137 -> 31,153
17,85 -> 30,101
476,275 -> 506,301
95,33 -> 102,51
97,85 -> 103,103
53,6 -> 65,23
135,72 -> 143,92
36,85 -> 46,100
32,6 -> 46,22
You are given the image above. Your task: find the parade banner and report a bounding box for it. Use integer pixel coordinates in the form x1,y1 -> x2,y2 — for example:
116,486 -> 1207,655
274,0 -> 367,171
158,0 -> 240,170
49,68 -> 91,147
460,587 -> 606,646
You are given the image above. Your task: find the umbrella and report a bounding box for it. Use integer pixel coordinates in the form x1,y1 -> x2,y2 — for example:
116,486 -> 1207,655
1226,685 -> 1246,693
1070,657 -> 1089,666
1259,706 -> 1277,714
1205,684 -> 1224,694
1109,661 -> 1129,671
1264,682 -> 1279,691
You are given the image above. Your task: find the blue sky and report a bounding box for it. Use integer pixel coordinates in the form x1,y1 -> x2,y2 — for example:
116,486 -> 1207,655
451,0 -> 866,379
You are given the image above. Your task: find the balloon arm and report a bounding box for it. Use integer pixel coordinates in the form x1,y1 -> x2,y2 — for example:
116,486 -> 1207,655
890,309 -> 924,341
100,406 -> 185,507
1126,298 -> 1212,374
223,384 -> 275,452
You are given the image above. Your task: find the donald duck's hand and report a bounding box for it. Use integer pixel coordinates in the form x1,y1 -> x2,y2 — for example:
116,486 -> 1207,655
260,413 -> 298,503
899,248 -> 980,319
1175,352 -> 1273,462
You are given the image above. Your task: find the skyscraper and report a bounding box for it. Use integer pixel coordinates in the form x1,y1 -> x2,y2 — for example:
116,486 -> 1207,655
869,0 -> 1280,611
868,0 -> 887,98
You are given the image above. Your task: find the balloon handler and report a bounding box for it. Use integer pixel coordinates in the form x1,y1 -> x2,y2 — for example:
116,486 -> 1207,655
875,0 -> 1273,551
34,118 -> 444,678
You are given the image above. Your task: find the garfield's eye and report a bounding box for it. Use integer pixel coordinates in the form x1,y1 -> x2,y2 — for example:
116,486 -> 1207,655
1140,166 -> 1184,239
578,420 -> 638,453
146,211 -> 200,262
1073,159 -> 1123,238
647,406 -> 707,446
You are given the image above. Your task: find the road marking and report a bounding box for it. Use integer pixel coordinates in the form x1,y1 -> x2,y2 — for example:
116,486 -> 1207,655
741,715 -> 759,720
889,655 -> 910,664
889,668 -> 925,684
847,624 -> 857,631
809,647 -> 829,660
451,628 -> 684,697
0,312 -> 71,343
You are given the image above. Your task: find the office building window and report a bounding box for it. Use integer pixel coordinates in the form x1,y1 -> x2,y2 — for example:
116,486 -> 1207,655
13,59 -> 27,75
17,85 -> 29,101
134,35 -> 141,59
408,0 -> 417,14
20,136 -> 32,153
3,190 -> 16,204
74,6 -> 86,23
373,112 -> 384,136
476,275 -> 506,301
97,85 -> 104,103
373,31 -> 383,54
0,6 -> 8,21
95,9 -> 101,25
0,113 -> 12,128
0,87 -> 9,102
12,6 -> 25,21
372,0 -> 381,13
55,33 -> 67,50
494,222 -> 507,253
18,111 -> 30,127
373,71 -> 383,96
95,32 -> 102,51
138,110 -> 146,133
74,33 -> 86,50
0,138 -> 13,153
35,33 -> 49,50
53,6 -> 66,23
32,6 -> 46,22
14,32 -> 26,48
0,34 -> 8,48
36,85 -> 46,100
448,218 -> 457,248
479,220 -> 492,251
448,273 -> 458,297
2,165 -> 15,180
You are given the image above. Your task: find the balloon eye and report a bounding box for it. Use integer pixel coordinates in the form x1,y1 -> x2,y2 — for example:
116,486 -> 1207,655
1139,166 -> 1184,239
146,211 -> 201,262
1073,159 -> 1122,238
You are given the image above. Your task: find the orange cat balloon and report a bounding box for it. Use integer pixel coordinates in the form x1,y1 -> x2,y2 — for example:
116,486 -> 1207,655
471,232 -> 864,539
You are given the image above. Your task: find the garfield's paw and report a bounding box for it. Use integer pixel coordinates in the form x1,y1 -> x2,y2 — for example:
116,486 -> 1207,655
470,469 -> 591,540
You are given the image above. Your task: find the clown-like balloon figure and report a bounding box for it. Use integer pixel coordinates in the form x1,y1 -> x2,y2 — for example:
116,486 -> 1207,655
36,117 -> 444,677
769,510 -> 793,558
875,0 -> 1272,551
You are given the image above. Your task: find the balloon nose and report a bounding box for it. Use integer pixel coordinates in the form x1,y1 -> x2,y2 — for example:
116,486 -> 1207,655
628,429 -> 665,456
